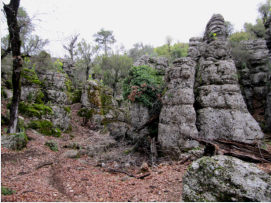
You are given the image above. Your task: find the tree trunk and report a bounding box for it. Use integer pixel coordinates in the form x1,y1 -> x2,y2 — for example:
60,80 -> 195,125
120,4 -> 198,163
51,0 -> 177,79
4,0 -> 22,133
86,65 -> 90,81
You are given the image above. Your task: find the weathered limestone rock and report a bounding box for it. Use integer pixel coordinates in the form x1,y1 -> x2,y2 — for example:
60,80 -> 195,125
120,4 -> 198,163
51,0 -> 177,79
158,57 -> 199,158
264,16 -> 271,53
193,14 -> 264,144
79,80 -> 123,131
20,68 -> 43,103
182,155 -> 271,202
133,55 -> 168,75
265,89 -> 271,132
1,132 -> 28,150
264,17 -> 271,132
42,105 -> 71,132
203,14 -> 228,44
237,39 -> 269,114
38,70 -> 72,105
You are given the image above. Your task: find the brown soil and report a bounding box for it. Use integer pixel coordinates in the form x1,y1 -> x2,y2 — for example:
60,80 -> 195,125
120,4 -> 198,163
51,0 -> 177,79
1,102 -> 187,202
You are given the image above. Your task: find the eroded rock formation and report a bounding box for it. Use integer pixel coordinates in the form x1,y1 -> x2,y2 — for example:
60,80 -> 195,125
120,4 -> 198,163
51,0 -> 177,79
158,58 -> 199,157
192,14 -> 264,144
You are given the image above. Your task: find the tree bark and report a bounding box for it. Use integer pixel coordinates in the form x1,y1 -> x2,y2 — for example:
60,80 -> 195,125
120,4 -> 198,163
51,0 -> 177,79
4,0 -> 22,133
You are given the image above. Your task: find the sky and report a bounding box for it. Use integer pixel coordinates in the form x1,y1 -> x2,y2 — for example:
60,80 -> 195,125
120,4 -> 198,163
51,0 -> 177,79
1,0 -> 266,58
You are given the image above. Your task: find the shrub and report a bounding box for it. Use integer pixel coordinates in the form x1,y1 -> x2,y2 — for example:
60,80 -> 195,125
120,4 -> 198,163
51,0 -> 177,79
45,140 -> 58,151
122,65 -> 164,111
1,186 -> 16,196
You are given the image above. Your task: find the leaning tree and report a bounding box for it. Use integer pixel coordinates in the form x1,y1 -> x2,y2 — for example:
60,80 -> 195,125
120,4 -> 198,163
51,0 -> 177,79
3,0 -> 22,133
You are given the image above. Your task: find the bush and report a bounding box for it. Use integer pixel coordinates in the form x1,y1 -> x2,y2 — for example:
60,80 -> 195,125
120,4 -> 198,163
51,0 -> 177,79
45,140 -> 58,151
122,65 -> 164,111
1,186 -> 16,196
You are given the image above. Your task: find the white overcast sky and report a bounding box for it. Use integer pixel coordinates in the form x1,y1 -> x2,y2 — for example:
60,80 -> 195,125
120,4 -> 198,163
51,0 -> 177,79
1,0 -> 265,58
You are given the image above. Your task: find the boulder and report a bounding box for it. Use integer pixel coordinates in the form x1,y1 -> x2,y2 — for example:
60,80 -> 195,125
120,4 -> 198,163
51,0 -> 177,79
61,150 -> 80,159
1,132 -> 28,150
182,155 -> 271,202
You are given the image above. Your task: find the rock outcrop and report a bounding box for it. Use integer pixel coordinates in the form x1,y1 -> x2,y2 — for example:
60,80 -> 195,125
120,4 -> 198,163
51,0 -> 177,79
20,68 -> 43,103
264,16 -> 271,132
192,14 -> 264,144
237,39 -> 269,114
38,70 -> 72,105
182,155 -> 271,202
203,14 -> 228,44
133,55 -> 168,75
158,58 -> 199,157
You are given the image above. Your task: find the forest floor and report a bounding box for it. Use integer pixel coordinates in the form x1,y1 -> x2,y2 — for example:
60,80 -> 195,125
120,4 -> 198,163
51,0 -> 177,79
1,101 -> 271,202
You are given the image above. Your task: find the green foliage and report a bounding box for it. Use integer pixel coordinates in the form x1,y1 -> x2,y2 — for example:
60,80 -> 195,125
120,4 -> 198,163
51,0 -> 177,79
54,59 -> 63,73
224,21 -> 235,35
93,28 -> 116,54
244,18 -> 265,39
228,31 -> 253,43
1,186 -> 16,196
35,91 -> 44,104
5,80 -> 13,89
28,120 -> 54,136
1,87 -> 8,99
63,106 -> 71,114
21,68 -> 42,85
18,102 -> 53,118
72,89 -> 82,103
258,0 -> 271,23
78,108 -> 95,119
128,43 -> 156,62
122,65 -> 164,109
98,53 -> 133,95
154,42 -> 189,63
52,128 -> 62,137
45,140 -> 58,151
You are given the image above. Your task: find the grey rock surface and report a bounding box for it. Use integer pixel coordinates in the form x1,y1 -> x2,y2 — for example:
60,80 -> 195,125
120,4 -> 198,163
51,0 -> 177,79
158,57 -> 199,157
182,155 -> 271,202
193,14 -> 264,144
38,70 -> 71,105
61,150 -> 80,159
1,133 -> 28,150
133,55 -> 168,74
203,14 -> 228,44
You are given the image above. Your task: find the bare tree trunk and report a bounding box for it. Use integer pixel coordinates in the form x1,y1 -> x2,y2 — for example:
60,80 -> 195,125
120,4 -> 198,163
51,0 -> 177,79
4,0 -> 22,133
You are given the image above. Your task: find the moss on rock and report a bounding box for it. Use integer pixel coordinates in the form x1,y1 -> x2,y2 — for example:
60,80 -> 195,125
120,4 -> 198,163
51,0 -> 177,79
29,120 -> 54,135
18,102 -> 53,118
52,128 -> 62,137
21,68 -> 42,85
45,140 -> 58,151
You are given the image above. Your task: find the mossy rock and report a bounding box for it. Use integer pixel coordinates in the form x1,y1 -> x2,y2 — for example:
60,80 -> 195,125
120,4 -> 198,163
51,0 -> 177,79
35,91 -> 44,104
21,68 -> 42,85
28,120 -> 54,136
18,102 -> 53,118
1,132 -> 28,150
1,87 -> 8,99
72,89 -> 82,103
78,108 -> 98,119
4,80 -> 13,89
63,106 -> 71,114
45,140 -> 58,151
52,128 -> 62,137
63,125 -> 72,133
1,114 -> 9,125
